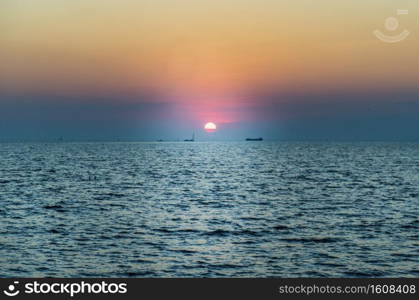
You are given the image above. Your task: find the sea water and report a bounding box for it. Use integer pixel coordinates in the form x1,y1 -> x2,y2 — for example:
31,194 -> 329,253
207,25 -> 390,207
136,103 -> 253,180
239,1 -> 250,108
0,142 -> 418,277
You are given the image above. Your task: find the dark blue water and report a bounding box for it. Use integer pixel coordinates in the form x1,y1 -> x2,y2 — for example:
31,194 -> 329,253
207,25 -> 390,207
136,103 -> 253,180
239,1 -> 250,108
0,142 -> 418,277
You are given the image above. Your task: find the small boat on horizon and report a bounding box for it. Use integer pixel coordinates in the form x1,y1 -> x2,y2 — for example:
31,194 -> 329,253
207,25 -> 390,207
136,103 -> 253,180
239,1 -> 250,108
246,137 -> 263,141
184,132 -> 195,142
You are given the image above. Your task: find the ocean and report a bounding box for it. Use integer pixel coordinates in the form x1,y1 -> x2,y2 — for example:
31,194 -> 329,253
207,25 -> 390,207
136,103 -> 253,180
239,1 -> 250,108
0,142 -> 418,277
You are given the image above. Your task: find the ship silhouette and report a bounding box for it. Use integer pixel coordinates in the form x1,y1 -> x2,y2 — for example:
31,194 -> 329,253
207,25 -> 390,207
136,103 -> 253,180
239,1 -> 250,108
184,132 -> 195,142
246,137 -> 263,141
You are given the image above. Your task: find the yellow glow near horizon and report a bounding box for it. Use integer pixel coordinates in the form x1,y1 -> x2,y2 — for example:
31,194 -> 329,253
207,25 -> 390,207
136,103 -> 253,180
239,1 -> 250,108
204,122 -> 217,132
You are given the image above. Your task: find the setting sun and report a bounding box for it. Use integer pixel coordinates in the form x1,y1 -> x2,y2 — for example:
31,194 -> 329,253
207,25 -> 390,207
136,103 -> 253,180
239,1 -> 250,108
204,122 -> 217,132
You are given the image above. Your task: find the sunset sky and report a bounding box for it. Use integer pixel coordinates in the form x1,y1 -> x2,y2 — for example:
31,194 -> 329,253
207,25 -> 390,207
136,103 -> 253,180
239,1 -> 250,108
1,0 -> 418,140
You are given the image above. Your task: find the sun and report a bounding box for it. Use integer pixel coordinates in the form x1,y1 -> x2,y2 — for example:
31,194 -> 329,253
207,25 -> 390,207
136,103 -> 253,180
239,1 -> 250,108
204,122 -> 217,132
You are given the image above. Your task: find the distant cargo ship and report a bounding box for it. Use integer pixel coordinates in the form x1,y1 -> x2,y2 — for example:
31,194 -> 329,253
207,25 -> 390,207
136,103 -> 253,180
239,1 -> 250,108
246,137 -> 263,141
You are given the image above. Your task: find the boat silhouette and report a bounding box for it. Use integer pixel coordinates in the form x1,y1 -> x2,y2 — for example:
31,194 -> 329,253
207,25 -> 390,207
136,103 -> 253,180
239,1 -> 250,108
184,132 -> 195,142
246,137 -> 263,141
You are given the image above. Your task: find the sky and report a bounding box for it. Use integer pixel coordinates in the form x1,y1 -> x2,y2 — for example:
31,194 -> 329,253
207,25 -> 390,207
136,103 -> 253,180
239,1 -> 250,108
1,0 -> 418,140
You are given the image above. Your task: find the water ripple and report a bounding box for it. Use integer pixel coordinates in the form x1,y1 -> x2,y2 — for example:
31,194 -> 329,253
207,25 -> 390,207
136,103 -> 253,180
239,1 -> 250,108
0,141 -> 418,277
